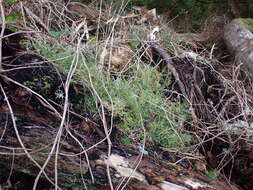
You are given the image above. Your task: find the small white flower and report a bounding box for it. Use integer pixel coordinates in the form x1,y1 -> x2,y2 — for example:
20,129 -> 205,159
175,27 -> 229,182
55,90 -> 64,100
137,145 -> 148,155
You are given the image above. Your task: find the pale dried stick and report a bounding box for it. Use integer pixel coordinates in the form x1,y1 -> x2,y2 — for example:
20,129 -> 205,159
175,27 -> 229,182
0,0 -> 6,71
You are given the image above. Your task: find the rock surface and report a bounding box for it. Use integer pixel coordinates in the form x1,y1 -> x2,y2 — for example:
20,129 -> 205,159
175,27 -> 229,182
224,18 -> 253,79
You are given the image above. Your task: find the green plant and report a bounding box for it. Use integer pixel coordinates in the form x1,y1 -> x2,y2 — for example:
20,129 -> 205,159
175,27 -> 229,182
60,173 -> 87,190
128,0 -> 226,31
129,0 -> 214,16
20,168 -> 32,174
121,135 -> 132,145
5,13 -> 22,24
3,0 -> 17,7
49,29 -> 71,38
30,40 -> 76,74
30,39 -> 191,149
78,61 -> 191,148
205,170 -> 219,179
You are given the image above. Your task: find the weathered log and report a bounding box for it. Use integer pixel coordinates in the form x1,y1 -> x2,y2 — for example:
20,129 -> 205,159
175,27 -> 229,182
0,53 -> 239,190
0,119 -> 240,190
0,26 -> 241,189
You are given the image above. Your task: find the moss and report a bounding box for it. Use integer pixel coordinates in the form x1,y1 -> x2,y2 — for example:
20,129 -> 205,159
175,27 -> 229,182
59,173 -> 88,190
205,170 -> 219,179
29,39 -> 192,149
235,18 -> 253,32
3,0 -> 17,7
121,135 -> 132,145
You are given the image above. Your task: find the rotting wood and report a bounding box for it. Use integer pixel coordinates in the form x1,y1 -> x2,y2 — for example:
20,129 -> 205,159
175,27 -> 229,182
0,48 -> 239,190
148,42 -> 189,99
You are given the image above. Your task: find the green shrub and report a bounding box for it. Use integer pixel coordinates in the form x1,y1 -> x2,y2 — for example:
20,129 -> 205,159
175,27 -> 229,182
30,39 -> 191,149
130,0 -> 214,17
29,40 -> 76,74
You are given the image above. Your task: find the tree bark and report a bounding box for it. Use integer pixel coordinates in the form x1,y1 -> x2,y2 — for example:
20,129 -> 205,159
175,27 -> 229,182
228,0 -> 241,18
0,117 -> 239,190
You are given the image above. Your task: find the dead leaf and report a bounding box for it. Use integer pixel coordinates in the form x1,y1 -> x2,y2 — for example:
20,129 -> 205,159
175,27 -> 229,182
99,44 -> 134,73
132,6 -> 157,24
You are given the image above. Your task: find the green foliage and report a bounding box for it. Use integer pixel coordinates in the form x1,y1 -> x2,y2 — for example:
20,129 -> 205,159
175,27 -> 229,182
23,74 -> 55,97
130,0 -> 214,16
30,40 -> 191,149
148,103 -> 191,148
205,170 -> 219,179
49,29 -> 71,38
79,59 -> 191,148
6,13 -> 22,24
127,0 -> 244,30
63,0 -> 92,3
30,40 -> 76,74
60,173 -> 87,190
3,0 -> 17,7
121,135 -> 132,145
236,18 -> 253,32
128,0 -> 217,30
237,1 -> 253,17
130,41 -> 139,52
20,168 -> 32,174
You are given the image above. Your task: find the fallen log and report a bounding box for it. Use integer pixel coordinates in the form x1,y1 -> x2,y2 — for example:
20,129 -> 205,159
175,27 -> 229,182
0,118 -> 240,190
0,51 -> 239,189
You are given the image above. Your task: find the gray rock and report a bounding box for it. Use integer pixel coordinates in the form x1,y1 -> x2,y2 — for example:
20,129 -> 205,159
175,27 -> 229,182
224,18 -> 253,79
